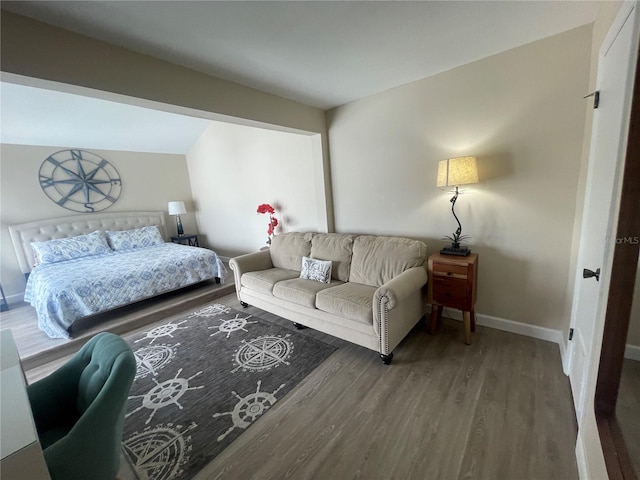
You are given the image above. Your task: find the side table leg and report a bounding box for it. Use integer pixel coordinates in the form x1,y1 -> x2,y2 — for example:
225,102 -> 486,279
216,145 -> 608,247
470,309 -> 476,332
463,311 -> 472,345
429,305 -> 440,334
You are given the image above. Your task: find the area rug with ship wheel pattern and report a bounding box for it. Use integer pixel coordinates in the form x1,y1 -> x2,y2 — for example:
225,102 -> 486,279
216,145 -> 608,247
121,303 -> 337,480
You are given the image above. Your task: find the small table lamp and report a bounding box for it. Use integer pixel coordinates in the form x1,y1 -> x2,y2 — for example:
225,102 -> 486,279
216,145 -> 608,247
168,201 -> 187,236
437,156 -> 479,256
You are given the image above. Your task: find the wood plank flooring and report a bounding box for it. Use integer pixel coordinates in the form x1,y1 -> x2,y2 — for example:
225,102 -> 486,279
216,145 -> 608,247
1,286 -> 579,480
196,297 -> 578,480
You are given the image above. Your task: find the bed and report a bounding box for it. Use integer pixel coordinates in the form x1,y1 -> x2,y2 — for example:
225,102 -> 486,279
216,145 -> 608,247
9,211 -> 227,339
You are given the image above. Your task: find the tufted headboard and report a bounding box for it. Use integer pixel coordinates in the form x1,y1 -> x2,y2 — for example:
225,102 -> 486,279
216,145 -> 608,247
9,211 -> 167,274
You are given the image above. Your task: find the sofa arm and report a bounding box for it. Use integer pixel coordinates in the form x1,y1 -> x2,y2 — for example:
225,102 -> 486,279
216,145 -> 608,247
374,266 -> 427,310
229,250 -> 273,298
374,266 -> 428,355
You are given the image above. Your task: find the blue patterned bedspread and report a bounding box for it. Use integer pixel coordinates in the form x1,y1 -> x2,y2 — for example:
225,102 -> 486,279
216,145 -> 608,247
24,243 -> 228,339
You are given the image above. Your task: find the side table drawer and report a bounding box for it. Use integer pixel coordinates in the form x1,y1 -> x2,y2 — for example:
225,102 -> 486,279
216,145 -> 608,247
432,276 -> 470,309
432,261 -> 468,278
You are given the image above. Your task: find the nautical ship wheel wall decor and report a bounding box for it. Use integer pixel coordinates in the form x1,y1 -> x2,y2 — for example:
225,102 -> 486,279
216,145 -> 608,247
39,149 -> 122,213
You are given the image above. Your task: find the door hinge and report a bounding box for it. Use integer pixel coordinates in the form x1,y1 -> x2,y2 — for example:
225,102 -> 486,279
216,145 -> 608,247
569,328 -> 574,341
584,90 -> 600,109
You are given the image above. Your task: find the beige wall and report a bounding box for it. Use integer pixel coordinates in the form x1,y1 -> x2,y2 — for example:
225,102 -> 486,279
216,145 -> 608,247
326,26 -> 592,331
0,11 -> 326,134
186,122 -> 323,257
0,144 -> 195,299
0,7 -> 618,338
0,10 -> 335,233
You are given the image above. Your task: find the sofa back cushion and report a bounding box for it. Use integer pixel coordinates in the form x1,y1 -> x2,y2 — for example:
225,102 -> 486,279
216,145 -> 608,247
350,235 -> 427,287
270,232 -> 313,271
310,233 -> 355,282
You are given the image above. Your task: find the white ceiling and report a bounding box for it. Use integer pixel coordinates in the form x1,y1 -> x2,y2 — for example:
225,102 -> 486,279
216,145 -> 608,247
0,1 -> 603,154
2,0 -> 602,109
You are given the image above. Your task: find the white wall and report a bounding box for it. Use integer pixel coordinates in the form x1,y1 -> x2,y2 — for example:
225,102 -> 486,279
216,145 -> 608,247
0,144 -> 195,300
186,122 -> 321,257
326,26 -> 592,332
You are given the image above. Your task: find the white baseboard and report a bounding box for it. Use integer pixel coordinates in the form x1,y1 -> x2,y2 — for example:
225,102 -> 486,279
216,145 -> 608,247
625,343 -> 640,361
428,305 -> 566,362
5,292 -> 24,306
560,337 -> 571,375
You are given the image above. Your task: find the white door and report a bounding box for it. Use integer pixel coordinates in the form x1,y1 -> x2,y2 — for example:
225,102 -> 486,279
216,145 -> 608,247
568,2 -> 639,421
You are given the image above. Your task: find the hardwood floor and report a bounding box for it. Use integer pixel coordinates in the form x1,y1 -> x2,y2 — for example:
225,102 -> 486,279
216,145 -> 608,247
198,298 -> 578,480
1,286 -> 579,480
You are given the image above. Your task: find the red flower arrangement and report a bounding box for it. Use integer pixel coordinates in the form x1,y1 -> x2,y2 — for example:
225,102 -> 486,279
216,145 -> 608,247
257,203 -> 279,245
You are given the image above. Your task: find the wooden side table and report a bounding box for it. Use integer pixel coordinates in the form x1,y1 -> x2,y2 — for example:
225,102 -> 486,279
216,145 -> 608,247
428,252 -> 479,344
170,234 -> 199,247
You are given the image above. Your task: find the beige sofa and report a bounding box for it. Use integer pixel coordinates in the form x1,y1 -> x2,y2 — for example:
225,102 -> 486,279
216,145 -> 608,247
229,232 -> 428,364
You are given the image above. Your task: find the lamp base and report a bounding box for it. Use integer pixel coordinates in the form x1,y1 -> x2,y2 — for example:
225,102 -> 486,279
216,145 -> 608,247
176,216 -> 184,237
440,246 -> 471,256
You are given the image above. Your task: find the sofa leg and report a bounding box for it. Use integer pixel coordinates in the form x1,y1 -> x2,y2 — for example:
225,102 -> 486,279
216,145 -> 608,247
240,301 -> 249,308
293,322 -> 307,330
380,352 -> 393,365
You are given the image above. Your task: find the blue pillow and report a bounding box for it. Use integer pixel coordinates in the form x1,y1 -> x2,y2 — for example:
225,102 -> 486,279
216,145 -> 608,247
106,226 -> 164,251
31,231 -> 111,265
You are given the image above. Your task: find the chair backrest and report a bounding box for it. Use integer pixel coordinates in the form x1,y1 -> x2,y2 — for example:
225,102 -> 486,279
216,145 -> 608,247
37,332 -> 136,480
75,332 -> 135,414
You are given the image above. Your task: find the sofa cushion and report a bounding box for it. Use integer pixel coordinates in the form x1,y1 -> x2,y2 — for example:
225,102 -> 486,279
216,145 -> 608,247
350,235 -> 427,287
241,268 -> 300,294
310,233 -> 355,282
273,278 -> 344,308
270,232 -> 313,271
315,282 -> 376,325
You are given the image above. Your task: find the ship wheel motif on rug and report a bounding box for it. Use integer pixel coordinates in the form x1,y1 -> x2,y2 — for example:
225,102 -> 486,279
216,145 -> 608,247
127,368 -> 204,425
135,320 -> 189,344
187,303 -> 231,318
133,343 -> 180,380
123,421 -> 196,480
212,380 -> 285,441
208,313 -> 258,339
231,334 -> 293,373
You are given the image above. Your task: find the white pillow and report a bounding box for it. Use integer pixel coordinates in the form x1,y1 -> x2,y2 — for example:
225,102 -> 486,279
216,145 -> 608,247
31,230 -> 111,265
106,225 -> 164,251
300,256 -> 332,284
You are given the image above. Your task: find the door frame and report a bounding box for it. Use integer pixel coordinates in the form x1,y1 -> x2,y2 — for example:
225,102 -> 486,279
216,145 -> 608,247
595,30 -> 640,480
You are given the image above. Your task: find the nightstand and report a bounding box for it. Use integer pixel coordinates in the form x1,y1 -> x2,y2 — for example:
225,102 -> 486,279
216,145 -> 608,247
428,252 -> 478,344
170,234 -> 199,247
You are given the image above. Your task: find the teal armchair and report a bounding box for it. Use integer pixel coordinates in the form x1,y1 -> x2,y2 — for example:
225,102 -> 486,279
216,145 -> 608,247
27,332 -> 136,480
